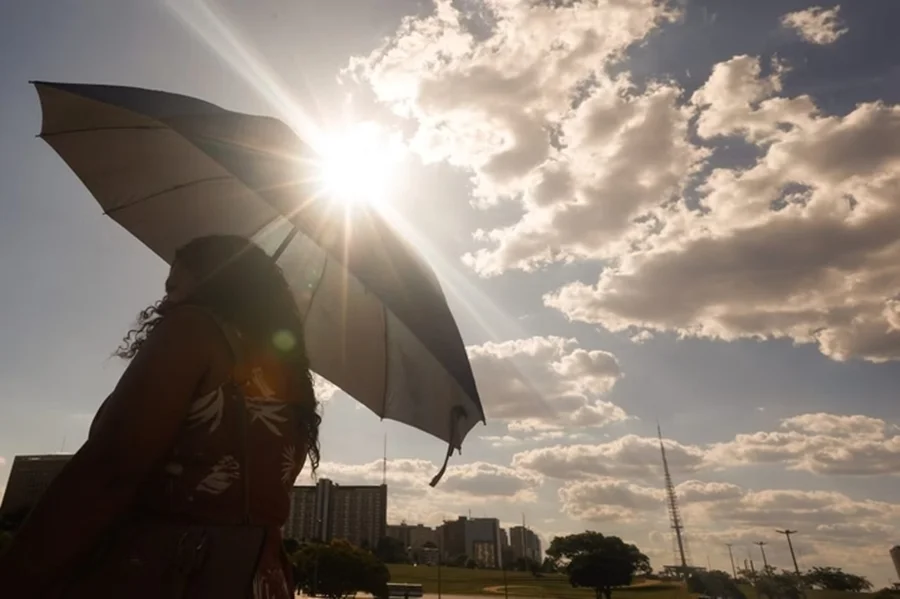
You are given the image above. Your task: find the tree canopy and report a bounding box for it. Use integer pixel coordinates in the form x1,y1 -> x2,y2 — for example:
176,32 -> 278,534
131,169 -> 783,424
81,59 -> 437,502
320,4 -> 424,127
803,567 -> 873,592
291,539 -> 390,599
547,532 -> 650,599
688,570 -> 747,599
375,536 -> 410,564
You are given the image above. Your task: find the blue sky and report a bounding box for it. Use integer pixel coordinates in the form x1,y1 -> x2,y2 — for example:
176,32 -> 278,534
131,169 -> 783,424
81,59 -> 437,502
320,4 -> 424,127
2,0 -> 900,586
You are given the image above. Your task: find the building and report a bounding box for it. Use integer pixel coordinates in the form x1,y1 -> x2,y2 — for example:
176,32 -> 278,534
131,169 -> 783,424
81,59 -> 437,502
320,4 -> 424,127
891,545 -> 900,580
0,454 -> 72,520
386,523 -> 439,564
386,523 -> 438,549
509,525 -> 542,562
284,478 -> 387,549
284,485 -> 318,541
439,516 -> 503,568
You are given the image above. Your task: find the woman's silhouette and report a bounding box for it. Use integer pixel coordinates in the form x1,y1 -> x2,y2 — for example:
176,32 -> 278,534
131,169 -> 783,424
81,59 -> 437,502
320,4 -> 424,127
0,235 -> 320,598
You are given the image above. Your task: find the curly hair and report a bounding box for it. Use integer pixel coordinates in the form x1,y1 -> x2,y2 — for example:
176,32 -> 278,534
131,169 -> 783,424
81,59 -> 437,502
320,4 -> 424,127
117,235 -> 320,473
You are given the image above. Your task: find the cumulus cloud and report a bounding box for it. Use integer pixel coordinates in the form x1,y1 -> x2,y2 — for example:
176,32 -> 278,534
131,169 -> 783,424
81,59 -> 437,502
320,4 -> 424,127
546,54 -> 900,363
308,458 -> 542,524
557,475 -> 899,576
781,5 -> 848,45
674,479 -> 744,504
706,413 -> 900,475
559,477 -> 664,522
349,0 -> 695,275
685,489 -> 899,576
555,474 -> 900,554
512,434 -> 706,482
780,412 -> 887,438
352,2 -> 898,365
512,413 -> 900,479
467,336 -> 627,433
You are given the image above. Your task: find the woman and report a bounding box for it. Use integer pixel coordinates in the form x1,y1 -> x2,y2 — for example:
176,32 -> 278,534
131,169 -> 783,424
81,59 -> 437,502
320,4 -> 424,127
0,235 -> 320,598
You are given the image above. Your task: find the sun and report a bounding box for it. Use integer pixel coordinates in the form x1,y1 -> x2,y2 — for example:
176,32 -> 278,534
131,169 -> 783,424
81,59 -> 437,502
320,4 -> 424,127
317,122 -> 405,209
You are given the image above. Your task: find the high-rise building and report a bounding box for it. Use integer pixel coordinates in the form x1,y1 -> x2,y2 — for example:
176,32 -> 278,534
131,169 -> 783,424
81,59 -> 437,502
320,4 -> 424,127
0,455 -> 72,520
284,479 -> 387,549
509,525 -> 542,562
438,516 -> 503,568
890,545 -> 900,580
284,485 -> 318,541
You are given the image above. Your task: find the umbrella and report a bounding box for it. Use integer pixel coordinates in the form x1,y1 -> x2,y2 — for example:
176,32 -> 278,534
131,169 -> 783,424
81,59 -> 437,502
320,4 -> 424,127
32,81 -> 485,485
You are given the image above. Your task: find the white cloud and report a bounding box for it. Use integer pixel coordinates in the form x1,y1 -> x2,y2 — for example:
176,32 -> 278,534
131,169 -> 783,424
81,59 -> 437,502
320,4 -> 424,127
351,3 -> 895,365
780,412 -> 886,438
546,55 -> 900,363
467,336 -> 627,433
706,413 -> 900,476
559,477 -> 664,522
685,489 -> 899,578
349,0 -> 693,275
558,475 -> 899,578
674,479 -> 744,504
781,5 -> 848,45
512,413 -> 900,479
512,434 -> 706,482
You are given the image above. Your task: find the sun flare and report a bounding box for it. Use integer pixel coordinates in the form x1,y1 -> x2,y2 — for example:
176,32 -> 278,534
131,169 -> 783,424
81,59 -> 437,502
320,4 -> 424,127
317,122 -> 405,209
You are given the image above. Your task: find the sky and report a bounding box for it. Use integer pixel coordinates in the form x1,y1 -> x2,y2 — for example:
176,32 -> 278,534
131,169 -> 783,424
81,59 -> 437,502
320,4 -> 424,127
1,0 -> 900,587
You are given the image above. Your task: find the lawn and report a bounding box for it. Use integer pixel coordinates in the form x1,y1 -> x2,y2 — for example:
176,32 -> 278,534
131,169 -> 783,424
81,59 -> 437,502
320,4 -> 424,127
386,565 -> 689,599
386,566 -> 878,599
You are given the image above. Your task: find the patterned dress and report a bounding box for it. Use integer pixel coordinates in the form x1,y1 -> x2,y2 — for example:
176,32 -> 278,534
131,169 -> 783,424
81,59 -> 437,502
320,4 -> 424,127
82,325 -> 305,599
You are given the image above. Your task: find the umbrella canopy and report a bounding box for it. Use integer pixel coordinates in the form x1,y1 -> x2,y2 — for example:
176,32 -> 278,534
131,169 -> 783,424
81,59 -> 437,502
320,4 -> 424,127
33,81 -> 485,484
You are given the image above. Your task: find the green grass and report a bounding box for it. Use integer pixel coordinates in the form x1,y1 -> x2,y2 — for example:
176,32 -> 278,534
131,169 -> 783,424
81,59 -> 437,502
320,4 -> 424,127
386,565 -> 689,599
385,567 -> 878,599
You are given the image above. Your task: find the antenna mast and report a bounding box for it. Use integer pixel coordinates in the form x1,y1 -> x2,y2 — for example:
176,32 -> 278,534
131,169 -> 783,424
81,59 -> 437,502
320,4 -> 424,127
659,424 -> 688,574
382,434 -> 387,486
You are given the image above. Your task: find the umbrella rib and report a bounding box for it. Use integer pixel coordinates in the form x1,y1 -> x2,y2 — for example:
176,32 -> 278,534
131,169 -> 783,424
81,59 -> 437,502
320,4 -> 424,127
103,176 -> 233,216
39,125 -> 167,138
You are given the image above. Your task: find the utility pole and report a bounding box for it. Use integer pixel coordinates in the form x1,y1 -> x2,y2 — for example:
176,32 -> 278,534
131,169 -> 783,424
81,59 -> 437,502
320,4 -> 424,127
726,544 -> 737,579
755,542 -> 769,571
776,530 -> 801,577
437,523 -> 443,599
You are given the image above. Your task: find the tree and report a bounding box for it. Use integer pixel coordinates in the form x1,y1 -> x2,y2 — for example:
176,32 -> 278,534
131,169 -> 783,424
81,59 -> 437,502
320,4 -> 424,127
688,570 -> 747,599
375,536 -> 409,564
755,570 -> 803,599
292,539 -> 390,599
736,567 -> 759,584
547,532 -> 650,599
540,557 -> 559,574
803,567 -> 872,592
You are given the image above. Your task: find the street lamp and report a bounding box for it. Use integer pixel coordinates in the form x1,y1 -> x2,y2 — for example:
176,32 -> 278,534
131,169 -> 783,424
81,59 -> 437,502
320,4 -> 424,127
437,523 -> 443,599
754,542 -> 769,571
775,530 -> 801,577
726,544 -> 737,579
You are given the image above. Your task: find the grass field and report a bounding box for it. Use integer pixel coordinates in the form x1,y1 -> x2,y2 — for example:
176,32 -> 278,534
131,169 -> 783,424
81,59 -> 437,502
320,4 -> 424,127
385,565 -> 877,599
386,565 -> 689,599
